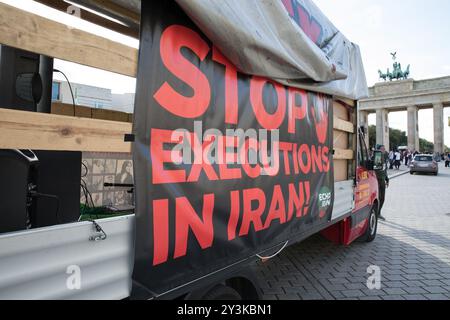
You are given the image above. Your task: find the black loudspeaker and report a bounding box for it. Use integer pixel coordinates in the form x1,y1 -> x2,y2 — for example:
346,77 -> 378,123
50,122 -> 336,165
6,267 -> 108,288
0,45 -> 43,112
0,150 -> 39,234
34,151 -> 82,228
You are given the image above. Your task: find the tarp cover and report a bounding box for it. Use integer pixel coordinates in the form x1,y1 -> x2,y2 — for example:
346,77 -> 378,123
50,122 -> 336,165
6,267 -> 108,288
175,0 -> 368,100
132,1 -> 337,296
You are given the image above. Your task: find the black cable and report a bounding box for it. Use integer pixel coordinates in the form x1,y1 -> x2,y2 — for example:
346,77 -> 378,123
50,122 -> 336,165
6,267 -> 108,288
53,69 -> 76,117
29,192 -> 60,224
81,161 -> 88,178
81,179 -> 95,209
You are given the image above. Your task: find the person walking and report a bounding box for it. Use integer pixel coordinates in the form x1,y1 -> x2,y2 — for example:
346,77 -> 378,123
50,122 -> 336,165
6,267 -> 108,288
389,150 -> 394,170
446,153 -> 450,168
394,149 -> 401,170
375,145 -> 389,221
404,150 -> 411,166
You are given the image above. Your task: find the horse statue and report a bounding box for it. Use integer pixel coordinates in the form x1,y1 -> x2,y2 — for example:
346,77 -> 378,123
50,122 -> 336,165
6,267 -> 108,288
378,70 -> 388,81
402,64 -> 410,79
388,62 -> 408,81
377,53 -> 411,81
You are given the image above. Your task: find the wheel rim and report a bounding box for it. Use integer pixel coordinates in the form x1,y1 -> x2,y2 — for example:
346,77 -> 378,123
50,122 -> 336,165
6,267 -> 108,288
369,209 -> 377,236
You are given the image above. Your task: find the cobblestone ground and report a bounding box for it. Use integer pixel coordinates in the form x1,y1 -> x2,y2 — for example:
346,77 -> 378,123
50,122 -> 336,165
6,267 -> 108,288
255,164 -> 450,300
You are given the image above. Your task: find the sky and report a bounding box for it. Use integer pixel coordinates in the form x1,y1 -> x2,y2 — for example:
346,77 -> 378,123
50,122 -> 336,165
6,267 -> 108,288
314,0 -> 450,146
2,0 -> 449,146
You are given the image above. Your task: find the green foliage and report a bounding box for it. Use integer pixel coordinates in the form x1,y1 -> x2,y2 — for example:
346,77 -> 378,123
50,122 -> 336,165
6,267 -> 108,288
368,125 -> 376,149
420,139 -> 434,153
368,125 -> 448,152
368,125 -> 407,150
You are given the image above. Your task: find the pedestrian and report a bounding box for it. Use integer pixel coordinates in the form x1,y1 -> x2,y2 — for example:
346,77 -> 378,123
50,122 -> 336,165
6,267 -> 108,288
407,152 -> 412,167
404,150 -> 410,166
394,149 -> 401,170
389,149 -> 394,170
446,153 -> 450,168
375,145 -> 389,221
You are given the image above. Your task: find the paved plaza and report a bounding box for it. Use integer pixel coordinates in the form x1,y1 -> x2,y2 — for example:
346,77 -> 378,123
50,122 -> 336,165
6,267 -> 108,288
256,164 -> 450,300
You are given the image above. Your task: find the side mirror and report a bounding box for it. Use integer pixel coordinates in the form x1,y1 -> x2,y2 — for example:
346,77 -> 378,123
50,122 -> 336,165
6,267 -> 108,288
372,150 -> 384,171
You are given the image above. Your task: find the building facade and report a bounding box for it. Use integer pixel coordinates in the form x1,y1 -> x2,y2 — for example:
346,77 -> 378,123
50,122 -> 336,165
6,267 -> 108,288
359,76 -> 450,154
52,81 -> 135,113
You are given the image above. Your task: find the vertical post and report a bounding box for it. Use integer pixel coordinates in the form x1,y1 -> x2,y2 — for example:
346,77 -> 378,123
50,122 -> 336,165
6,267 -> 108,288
359,110 -> 369,148
376,109 -> 389,151
433,103 -> 444,155
37,55 -> 54,114
407,106 -> 420,152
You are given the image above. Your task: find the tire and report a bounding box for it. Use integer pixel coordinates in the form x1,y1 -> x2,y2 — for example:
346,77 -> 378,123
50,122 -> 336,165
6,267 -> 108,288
201,284 -> 242,300
361,204 -> 378,243
410,171 -> 414,175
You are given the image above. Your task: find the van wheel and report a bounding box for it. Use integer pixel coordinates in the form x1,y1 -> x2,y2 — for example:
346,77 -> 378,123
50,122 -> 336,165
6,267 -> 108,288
361,204 -> 378,243
201,285 -> 242,300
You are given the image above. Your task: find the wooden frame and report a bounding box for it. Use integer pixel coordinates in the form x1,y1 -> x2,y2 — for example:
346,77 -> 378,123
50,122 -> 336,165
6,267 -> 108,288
0,2 -> 138,77
0,108 -> 132,153
333,148 -> 354,160
0,2 -> 136,154
34,0 -> 139,38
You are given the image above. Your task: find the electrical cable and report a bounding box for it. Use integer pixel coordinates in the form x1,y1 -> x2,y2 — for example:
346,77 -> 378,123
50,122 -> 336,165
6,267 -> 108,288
81,179 -> 95,209
53,69 -> 76,117
81,178 -> 98,219
81,161 -> 88,178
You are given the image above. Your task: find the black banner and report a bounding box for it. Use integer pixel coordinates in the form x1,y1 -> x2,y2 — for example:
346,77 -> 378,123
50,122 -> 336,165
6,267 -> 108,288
132,1 -> 334,295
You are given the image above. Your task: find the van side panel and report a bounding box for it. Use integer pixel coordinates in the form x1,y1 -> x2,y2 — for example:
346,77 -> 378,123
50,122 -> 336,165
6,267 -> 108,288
0,215 -> 134,300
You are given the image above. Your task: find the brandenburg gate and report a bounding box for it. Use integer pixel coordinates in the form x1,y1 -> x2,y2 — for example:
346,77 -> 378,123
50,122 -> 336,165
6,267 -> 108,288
359,77 -> 449,153
358,53 -> 449,154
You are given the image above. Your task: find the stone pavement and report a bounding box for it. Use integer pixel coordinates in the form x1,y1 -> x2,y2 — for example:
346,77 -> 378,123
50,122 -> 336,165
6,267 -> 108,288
255,163 -> 450,300
387,164 -> 409,179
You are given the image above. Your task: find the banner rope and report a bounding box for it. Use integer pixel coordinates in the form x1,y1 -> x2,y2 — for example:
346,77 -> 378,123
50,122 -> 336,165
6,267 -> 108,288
256,240 -> 289,261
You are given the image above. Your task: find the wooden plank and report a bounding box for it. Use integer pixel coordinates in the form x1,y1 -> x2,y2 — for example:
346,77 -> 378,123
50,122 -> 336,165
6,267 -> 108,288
34,0 -> 139,38
0,2 -> 137,77
334,159 -> 348,182
333,130 -> 348,150
335,97 -> 356,108
333,148 -> 354,160
0,108 -> 132,153
333,100 -> 350,121
75,105 -> 93,118
92,108 -> 129,122
51,102 -> 74,117
333,117 -> 354,133
51,102 -> 132,122
87,0 -> 140,25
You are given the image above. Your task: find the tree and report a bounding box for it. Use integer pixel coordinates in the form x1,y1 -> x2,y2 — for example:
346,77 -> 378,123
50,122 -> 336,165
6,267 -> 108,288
419,139 -> 434,153
368,125 -> 407,150
367,125 -> 446,152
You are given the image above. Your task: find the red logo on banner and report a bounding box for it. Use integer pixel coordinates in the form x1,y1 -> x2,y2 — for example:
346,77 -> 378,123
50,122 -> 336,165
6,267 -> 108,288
281,0 -> 323,45
310,94 -> 329,144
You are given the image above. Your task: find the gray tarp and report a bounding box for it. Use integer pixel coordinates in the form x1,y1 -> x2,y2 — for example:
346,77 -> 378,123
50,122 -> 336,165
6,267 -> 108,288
175,0 -> 368,100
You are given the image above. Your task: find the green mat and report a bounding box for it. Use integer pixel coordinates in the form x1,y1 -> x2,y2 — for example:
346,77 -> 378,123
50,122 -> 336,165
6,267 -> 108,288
79,204 -> 133,221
